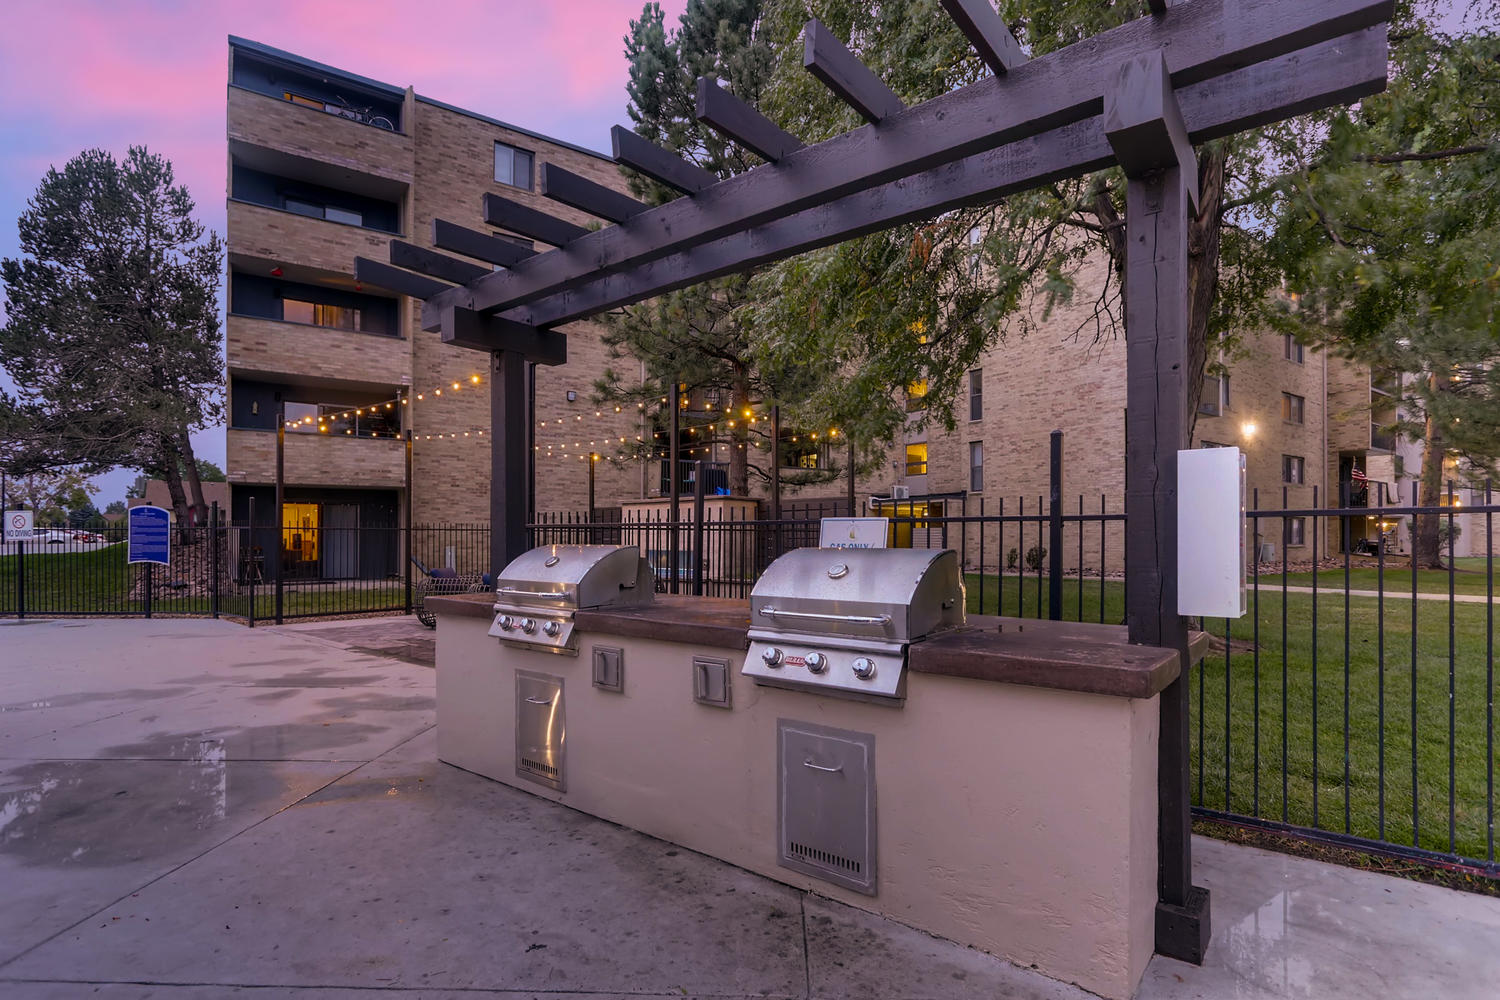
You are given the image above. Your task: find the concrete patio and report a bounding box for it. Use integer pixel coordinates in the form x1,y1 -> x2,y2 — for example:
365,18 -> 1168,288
1,616 -> 1497,998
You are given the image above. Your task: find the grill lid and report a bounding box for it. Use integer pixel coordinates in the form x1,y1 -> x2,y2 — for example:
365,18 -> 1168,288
749,547 -> 964,642
494,544 -> 653,611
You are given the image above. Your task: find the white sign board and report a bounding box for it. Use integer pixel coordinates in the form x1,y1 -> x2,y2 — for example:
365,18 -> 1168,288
4,510 -> 34,542
819,517 -> 889,549
1178,447 -> 1247,618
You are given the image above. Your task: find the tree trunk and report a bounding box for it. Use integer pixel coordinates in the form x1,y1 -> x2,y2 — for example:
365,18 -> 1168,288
729,376 -> 750,497
158,432 -> 192,541
178,426 -> 208,530
1412,371 -> 1449,570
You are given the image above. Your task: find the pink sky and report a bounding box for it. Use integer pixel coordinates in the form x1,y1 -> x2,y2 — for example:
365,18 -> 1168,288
0,0 -> 686,502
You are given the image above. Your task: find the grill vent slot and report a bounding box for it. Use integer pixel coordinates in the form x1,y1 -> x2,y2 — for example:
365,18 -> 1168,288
777,719 -> 876,895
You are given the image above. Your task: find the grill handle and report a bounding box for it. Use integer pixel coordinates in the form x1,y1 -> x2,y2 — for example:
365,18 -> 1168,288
524,696 -> 553,706
496,587 -> 569,601
758,606 -> 892,626
803,759 -> 843,773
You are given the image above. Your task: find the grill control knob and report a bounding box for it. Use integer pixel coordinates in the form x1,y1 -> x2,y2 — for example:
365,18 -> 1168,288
761,647 -> 784,667
519,617 -> 538,635
803,651 -> 828,674
852,656 -> 877,680
498,615 -> 514,631
542,620 -> 561,638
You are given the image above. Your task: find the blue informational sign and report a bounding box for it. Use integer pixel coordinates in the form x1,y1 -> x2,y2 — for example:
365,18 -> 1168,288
127,505 -> 172,566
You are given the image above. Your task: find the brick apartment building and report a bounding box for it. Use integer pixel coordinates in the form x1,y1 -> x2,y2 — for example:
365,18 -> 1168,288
223,36 -> 644,577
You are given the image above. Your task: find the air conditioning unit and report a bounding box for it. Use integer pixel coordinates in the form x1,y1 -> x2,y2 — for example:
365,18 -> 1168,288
891,485 -> 911,500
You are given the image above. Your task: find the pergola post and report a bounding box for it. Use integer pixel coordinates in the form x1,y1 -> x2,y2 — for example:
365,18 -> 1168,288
491,349 -> 529,577
1107,51 -> 1210,964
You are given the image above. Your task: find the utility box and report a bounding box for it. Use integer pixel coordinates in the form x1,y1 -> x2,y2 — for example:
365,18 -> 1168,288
1178,447 -> 1247,618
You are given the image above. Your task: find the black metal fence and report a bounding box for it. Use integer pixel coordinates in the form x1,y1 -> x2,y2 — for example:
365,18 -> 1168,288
0,512 -> 491,626
5,471 -> 1497,880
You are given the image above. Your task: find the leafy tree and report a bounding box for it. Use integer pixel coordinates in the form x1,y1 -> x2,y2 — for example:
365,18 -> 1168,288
104,499 -> 127,515
67,501 -> 100,528
9,469 -> 96,524
607,0 -> 838,496
194,458 -> 227,483
0,146 -> 223,529
1265,18 -> 1499,568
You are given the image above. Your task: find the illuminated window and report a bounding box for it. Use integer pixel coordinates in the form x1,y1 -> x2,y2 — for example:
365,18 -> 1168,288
283,299 -> 361,331
906,378 -> 928,411
905,442 -> 928,476
495,142 -> 534,190
283,91 -> 325,110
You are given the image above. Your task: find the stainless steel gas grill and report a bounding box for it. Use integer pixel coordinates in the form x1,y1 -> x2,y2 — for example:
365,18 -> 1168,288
489,544 -> 653,655
743,548 -> 965,701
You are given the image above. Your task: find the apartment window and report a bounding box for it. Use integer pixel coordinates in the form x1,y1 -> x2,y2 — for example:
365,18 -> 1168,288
1282,392 -> 1305,425
283,197 -> 362,227
1199,375 -> 1223,417
905,442 -> 928,476
1282,454 -> 1305,485
1283,334 -> 1305,364
324,205 -> 363,226
906,378 -> 929,412
1288,517 -> 1306,546
1222,373 -> 1231,409
282,298 -> 361,332
1201,441 -> 1228,449
969,369 -> 983,421
283,91 -> 324,110
969,441 -> 984,492
494,142 -> 535,190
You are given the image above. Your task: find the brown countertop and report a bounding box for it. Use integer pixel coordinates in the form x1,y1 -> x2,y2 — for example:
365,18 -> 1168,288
429,594 -> 1200,699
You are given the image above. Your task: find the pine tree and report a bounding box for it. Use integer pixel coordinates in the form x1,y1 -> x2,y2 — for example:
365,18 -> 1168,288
0,147 -> 223,529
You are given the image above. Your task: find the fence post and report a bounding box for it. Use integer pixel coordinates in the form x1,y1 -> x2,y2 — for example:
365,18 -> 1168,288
669,380 -> 681,595
15,539 -> 24,620
404,429 -> 413,616
144,563 -> 153,619
247,495 -> 257,628
209,501 -> 220,619
274,397 -> 285,626
692,459 -> 706,596
1048,429 -> 1064,621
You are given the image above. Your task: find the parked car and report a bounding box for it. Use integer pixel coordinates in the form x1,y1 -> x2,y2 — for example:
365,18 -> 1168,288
71,531 -> 105,544
31,529 -> 74,545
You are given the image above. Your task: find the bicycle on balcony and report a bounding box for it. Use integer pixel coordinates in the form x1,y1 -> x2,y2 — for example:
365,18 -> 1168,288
329,94 -> 395,131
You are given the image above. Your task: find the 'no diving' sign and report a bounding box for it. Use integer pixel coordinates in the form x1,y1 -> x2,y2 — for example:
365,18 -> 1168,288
4,510 -> 34,542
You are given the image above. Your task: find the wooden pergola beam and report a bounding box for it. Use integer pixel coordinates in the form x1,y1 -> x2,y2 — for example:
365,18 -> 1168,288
422,0 -> 1391,329
938,0 -> 1027,75
802,18 -> 905,124
440,306 -> 567,366
1103,52 -> 1201,212
389,240 -> 490,285
503,27 -> 1387,329
540,162 -> 650,223
695,77 -> 805,162
432,219 -> 536,267
482,192 -> 589,247
354,256 -> 449,300
610,126 -> 718,195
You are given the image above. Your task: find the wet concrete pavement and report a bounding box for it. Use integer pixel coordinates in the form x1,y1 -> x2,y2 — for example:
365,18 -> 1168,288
1,616 -> 1498,998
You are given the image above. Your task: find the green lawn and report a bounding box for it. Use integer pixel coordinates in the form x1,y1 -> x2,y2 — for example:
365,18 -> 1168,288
965,571 -> 1500,864
0,544 -> 408,620
1278,556 -> 1497,597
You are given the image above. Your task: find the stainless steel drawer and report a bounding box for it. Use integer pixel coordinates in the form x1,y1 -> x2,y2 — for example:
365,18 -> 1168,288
777,719 -> 876,895
516,670 -> 565,792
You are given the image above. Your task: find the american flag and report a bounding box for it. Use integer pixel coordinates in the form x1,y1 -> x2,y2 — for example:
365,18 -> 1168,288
1351,467 -> 1368,483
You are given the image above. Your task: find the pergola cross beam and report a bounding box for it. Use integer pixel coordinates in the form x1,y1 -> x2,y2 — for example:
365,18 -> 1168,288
420,0 -> 1391,331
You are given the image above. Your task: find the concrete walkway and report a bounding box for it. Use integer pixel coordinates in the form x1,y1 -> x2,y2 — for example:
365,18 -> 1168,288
1,617 -> 1497,999
1279,584 -> 1497,603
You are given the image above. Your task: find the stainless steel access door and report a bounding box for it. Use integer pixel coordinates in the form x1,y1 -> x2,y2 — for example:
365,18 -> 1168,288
516,670 -> 565,792
777,719 -> 876,895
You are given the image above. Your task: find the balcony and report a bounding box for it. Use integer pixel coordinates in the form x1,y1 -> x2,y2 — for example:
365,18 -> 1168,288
227,87 -> 412,186
227,315 -> 408,385
229,199 -> 392,276
227,429 -> 405,489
